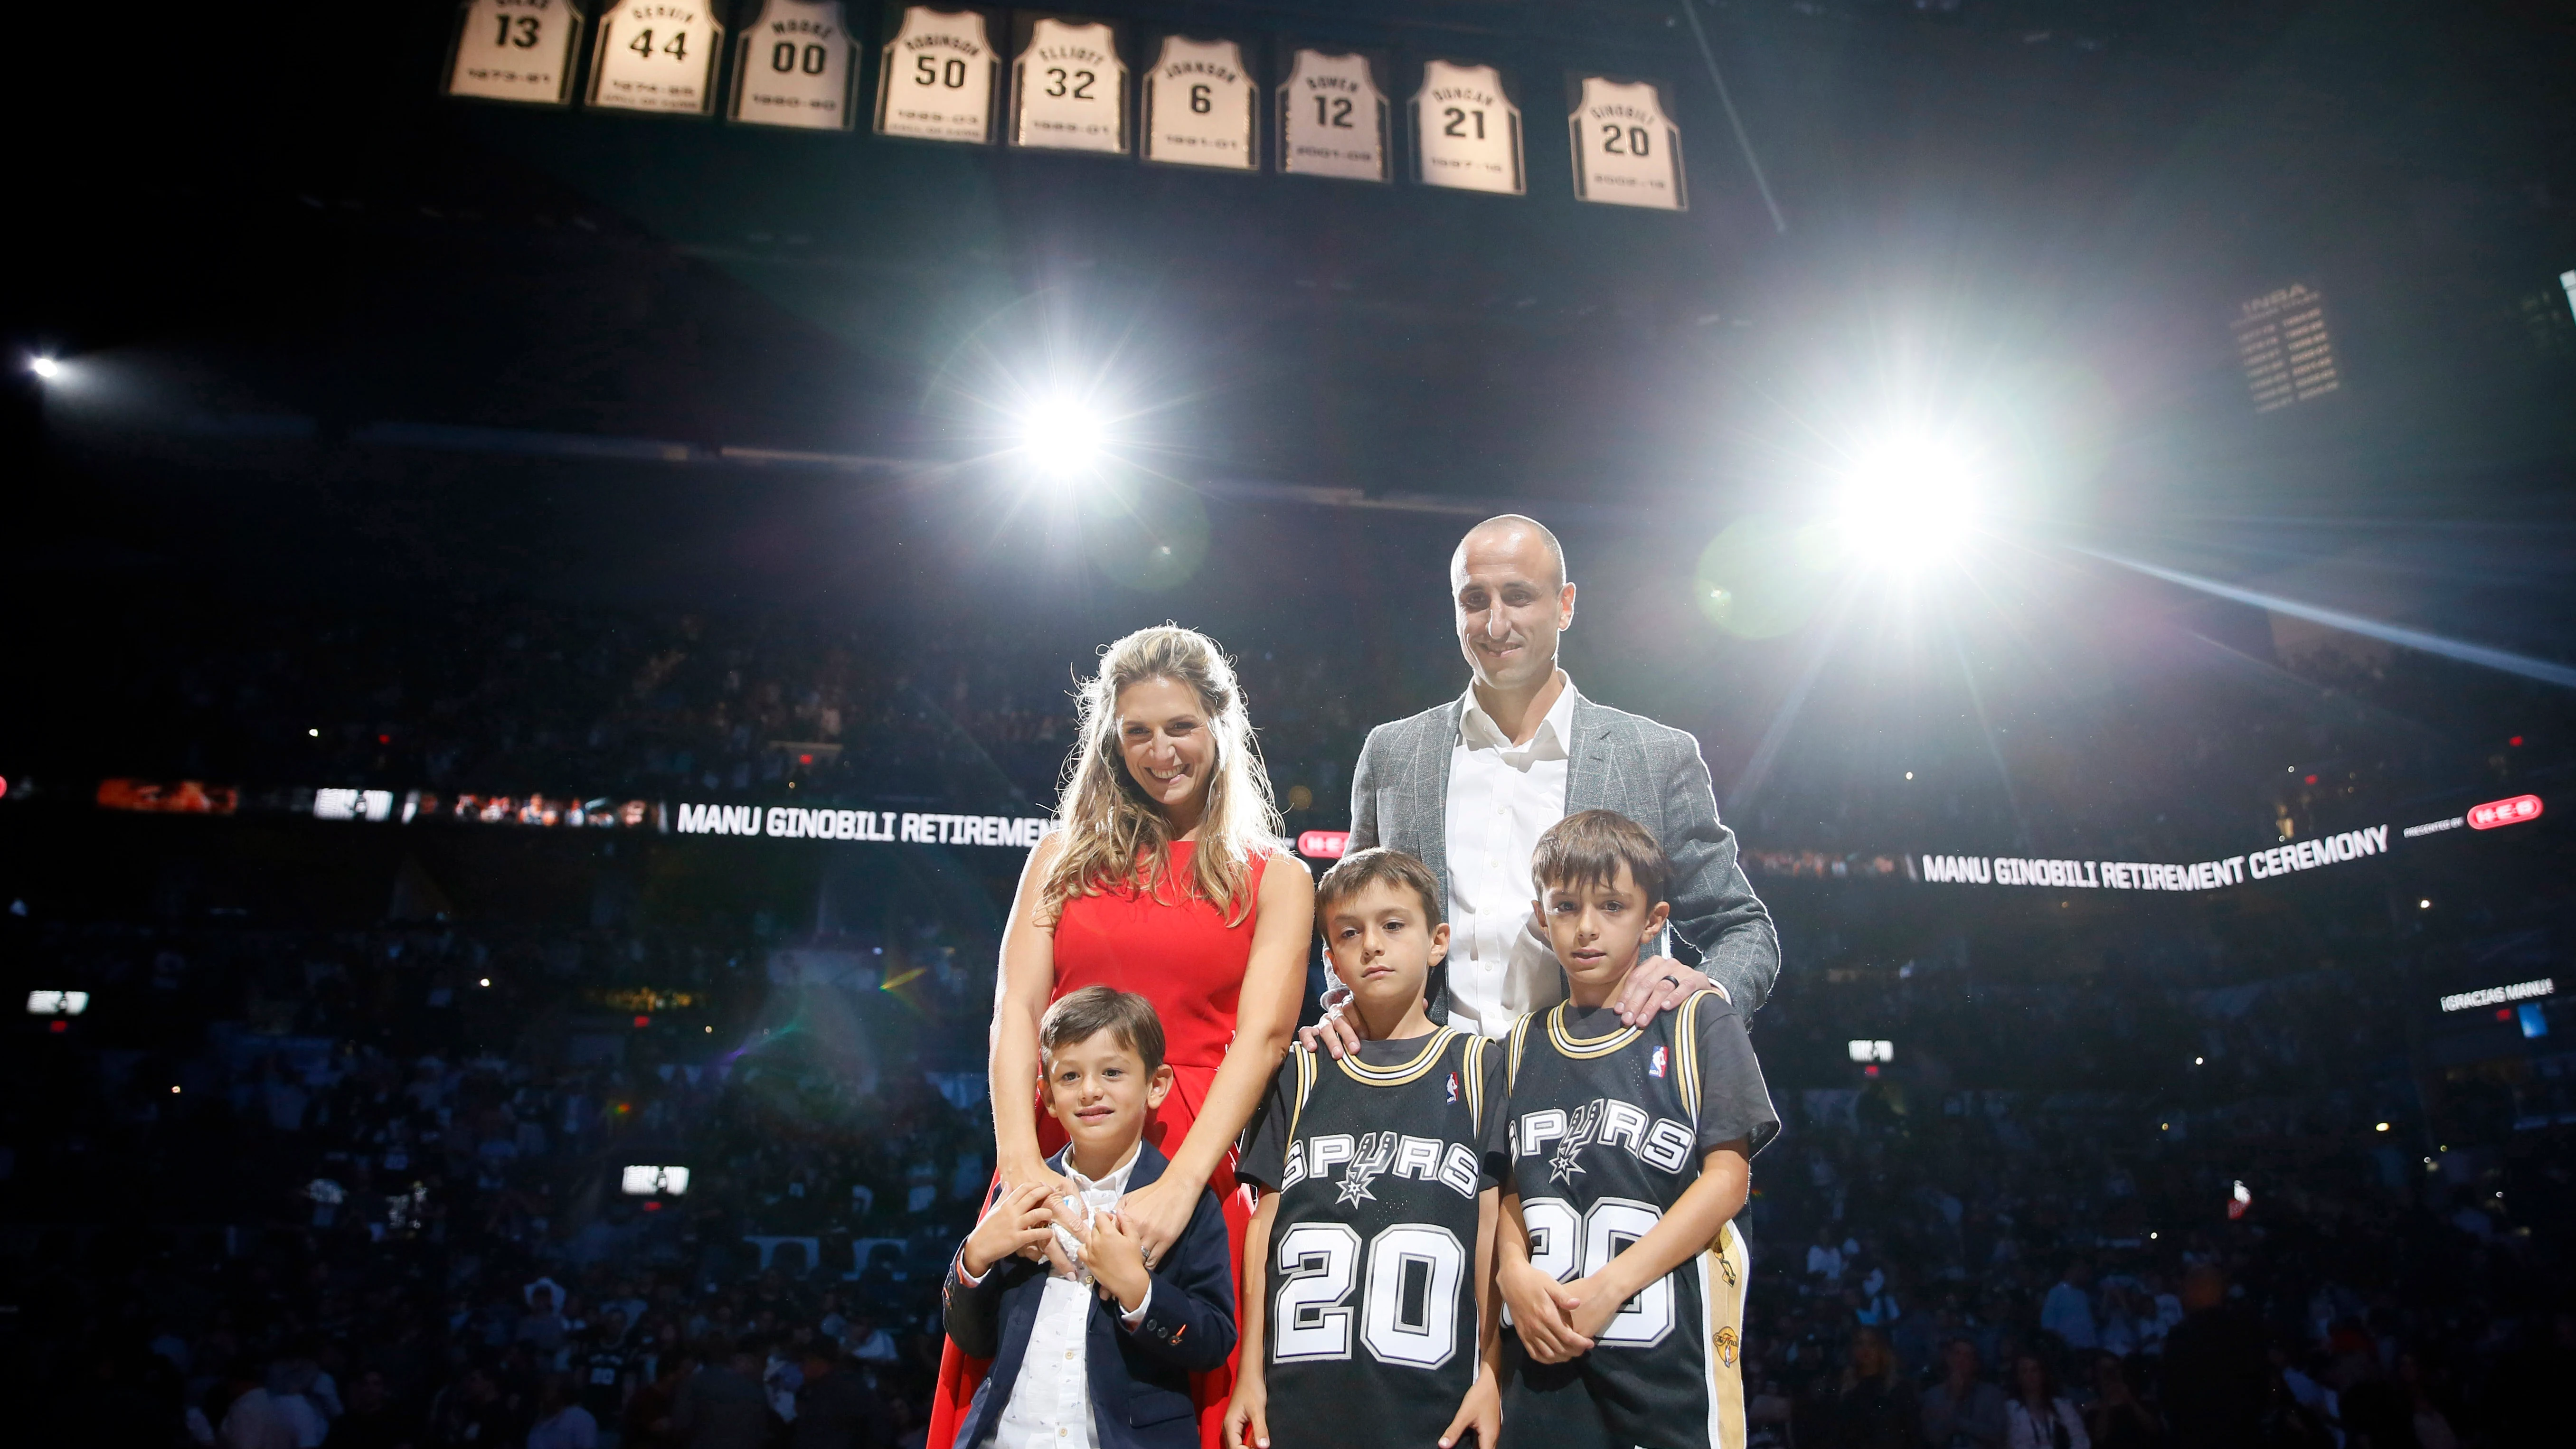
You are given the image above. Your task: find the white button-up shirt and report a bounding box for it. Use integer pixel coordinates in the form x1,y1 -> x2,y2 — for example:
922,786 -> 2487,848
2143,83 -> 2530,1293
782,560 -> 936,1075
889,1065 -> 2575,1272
980,1144 -> 1151,1449
1442,672 -> 1581,1038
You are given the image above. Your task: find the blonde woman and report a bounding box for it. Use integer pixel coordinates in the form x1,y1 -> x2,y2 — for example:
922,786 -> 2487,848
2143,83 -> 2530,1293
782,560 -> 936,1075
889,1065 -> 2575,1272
928,624 -> 1314,1449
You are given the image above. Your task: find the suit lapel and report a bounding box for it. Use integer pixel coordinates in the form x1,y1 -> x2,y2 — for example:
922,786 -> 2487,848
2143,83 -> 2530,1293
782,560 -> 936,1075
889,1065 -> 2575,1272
1566,696 -> 1616,814
1412,701 -> 1460,895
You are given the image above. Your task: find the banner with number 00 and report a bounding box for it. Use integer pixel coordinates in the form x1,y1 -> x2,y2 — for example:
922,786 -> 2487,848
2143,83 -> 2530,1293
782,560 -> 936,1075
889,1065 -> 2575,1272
446,0 -> 584,106
731,0 -> 856,130
590,0 -> 722,114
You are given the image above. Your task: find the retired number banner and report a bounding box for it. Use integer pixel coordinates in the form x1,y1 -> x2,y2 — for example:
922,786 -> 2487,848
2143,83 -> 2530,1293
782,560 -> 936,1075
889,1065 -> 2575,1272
1011,15 -> 1127,153
590,1 -> 722,113
446,0 -> 583,105
731,0 -> 855,129
1568,75 -> 1684,211
1413,60 -> 1522,195
1142,36 -> 1256,169
876,5 -> 999,142
1277,48 -> 1388,181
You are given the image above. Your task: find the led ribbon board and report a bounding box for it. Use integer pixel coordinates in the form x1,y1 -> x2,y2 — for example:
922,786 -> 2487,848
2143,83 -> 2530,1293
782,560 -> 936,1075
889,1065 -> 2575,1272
446,0 -> 584,105
1568,75 -> 1683,210
1278,48 -> 1388,181
590,1 -> 722,114
731,0 -> 856,130
1412,60 -> 1522,195
1142,36 -> 1257,169
1011,15 -> 1127,153
876,6 -> 1000,142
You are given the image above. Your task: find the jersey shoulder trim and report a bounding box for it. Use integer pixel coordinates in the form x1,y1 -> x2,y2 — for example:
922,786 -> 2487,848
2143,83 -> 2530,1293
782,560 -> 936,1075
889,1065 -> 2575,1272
1331,1025 -> 1459,1088
1461,1034 -> 1489,1134
1676,990 -> 1708,1120
1286,1043 -> 1321,1142
1544,999 -> 1643,1060
1506,1013 -> 1536,1091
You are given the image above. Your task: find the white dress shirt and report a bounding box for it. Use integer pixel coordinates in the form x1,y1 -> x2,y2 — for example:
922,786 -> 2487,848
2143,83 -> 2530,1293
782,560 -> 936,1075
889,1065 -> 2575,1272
979,1143 -> 1151,1449
1443,672 -> 1581,1038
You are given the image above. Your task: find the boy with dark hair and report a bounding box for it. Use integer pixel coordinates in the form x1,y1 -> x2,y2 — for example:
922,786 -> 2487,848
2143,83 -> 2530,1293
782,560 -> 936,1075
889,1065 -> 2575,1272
1496,809 -> 1778,1449
1227,848 -> 1507,1449
945,985 -> 1236,1449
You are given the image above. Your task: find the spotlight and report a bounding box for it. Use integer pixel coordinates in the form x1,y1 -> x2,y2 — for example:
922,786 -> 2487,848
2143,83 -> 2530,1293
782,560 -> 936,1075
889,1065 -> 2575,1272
1834,433 -> 1980,565
1017,395 -> 1105,477
29,356 -> 61,380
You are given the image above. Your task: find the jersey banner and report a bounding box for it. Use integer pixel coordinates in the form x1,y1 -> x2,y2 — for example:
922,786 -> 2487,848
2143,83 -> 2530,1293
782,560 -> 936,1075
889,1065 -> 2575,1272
1142,36 -> 1257,169
875,5 -> 1000,143
1277,47 -> 1390,182
589,1 -> 722,114
1411,59 -> 1523,195
1010,14 -> 1128,154
730,0 -> 855,130
1568,75 -> 1684,210
445,0 -> 584,106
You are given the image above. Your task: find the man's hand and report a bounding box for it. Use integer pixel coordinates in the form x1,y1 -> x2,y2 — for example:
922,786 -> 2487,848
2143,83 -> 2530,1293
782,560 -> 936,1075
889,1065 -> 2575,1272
1436,1362 -> 1500,1448
1079,1207 -> 1152,1315
962,1182 -> 1058,1279
1498,1256 -> 1592,1364
1293,985 -> 1367,1060
1612,956 -> 1716,1027
1223,1373 -> 1270,1449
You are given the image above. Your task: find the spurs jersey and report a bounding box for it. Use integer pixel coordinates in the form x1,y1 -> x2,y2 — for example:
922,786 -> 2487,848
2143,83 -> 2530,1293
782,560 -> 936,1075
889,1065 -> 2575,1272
1501,993 -> 1778,1449
1238,1028 -> 1509,1449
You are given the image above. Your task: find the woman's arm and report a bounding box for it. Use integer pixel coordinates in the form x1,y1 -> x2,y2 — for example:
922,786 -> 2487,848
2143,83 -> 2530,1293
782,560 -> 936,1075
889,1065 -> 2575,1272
1118,856 -> 1313,1261
989,833 -> 1071,1193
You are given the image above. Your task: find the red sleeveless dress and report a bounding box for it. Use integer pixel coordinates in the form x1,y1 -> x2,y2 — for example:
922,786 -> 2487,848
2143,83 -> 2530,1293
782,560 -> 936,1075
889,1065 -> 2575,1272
927,842 -> 1268,1449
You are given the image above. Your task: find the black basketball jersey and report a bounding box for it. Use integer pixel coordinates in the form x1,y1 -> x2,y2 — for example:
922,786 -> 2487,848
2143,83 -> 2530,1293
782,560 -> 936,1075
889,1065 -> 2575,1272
1499,993 -> 1778,1449
1237,1027 -> 1508,1449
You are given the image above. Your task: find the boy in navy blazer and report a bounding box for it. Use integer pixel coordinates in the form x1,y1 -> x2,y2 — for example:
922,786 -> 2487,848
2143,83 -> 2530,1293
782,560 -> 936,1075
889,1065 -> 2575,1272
944,986 -> 1237,1449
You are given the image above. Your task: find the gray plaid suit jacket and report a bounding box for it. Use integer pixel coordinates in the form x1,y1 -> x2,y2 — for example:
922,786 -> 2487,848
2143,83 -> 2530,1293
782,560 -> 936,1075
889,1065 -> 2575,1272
1345,691 -> 1780,1018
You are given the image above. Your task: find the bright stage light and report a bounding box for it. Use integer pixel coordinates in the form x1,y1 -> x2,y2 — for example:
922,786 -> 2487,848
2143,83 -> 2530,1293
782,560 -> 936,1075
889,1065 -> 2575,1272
29,356 -> 61,380
1835,434 -> 1980,565
1017,395 -> 1106,477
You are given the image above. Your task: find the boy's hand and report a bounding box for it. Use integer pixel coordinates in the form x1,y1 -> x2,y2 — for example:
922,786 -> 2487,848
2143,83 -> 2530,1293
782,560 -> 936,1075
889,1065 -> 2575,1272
1564,1271 -> 1632,1344
1498,1257 -> 1592,1364
1223,1374 -> 1270,1449
1080,1207 -> 1152,1314
1436,1362 -> 1499,1448
962,1182 -> 1059,1279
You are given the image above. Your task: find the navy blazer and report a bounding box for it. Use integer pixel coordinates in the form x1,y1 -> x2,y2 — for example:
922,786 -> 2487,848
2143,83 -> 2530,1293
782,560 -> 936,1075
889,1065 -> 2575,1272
942,1141 -> 1237,1449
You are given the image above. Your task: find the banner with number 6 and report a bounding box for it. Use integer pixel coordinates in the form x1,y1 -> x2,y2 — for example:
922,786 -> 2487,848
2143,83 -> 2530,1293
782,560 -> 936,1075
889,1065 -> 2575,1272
1141,34 -> 1259,170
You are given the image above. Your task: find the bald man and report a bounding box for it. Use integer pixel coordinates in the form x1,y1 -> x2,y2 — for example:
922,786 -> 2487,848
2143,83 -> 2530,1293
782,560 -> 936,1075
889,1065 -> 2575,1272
1325,515 -> 1779,1042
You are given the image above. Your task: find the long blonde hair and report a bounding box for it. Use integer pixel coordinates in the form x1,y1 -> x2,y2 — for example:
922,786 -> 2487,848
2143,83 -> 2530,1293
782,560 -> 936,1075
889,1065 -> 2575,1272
1040,625 -> 1283,923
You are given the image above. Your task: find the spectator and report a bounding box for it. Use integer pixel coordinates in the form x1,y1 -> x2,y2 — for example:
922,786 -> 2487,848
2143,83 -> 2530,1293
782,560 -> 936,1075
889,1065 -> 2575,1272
2083,1354 -> 2156,1449
332,1369 -> 419,1449
792,1346 -> 890,1449
521,1286 -> 571,1356
2039,1260 -> 2097,1353
1806,1224 -> 1848,1287
530,1374 -> 604,1449
1922,1338 -> 2008,1449
1823,1327 -> 1918,1449
2159,1264 -> 2266,1449
2003,1354 -> 2088,1449
671,1346 -> 774,1449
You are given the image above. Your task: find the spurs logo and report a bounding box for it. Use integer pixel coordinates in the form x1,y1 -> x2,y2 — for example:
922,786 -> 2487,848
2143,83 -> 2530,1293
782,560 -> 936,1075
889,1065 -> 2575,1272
1547,1101 -> 1601,1185
1715,1326 -> 1739,1368
1337,1131 -> 1395,1207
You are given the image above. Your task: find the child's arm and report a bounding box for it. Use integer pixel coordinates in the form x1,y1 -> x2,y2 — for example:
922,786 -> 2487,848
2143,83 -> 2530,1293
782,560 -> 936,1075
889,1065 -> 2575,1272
1225,1191 -> 1280,1449
1496,1192 -> 1593,1364
1564,1141 -> 1750,1345
1090,1190 -> 1239,1372
1436,1186 -> 1502,1449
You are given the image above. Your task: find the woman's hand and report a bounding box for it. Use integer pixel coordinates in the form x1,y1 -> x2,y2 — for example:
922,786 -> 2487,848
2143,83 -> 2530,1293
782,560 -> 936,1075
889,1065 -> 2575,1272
1108,1172 -> 1201,1270
1498,1256 -> 1592,1364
